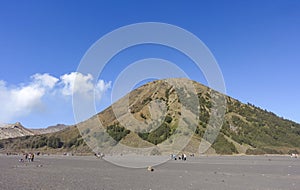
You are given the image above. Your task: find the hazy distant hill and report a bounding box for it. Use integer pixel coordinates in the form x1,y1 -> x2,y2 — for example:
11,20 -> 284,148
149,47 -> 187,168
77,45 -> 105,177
1,78 -> 300,155
31,124 -> 68,135
0,122 -> 34,140
0,123 -> 68,140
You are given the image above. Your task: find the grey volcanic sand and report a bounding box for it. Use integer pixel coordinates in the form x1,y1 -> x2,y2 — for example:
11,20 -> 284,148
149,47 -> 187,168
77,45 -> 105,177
0,154 -> 299,190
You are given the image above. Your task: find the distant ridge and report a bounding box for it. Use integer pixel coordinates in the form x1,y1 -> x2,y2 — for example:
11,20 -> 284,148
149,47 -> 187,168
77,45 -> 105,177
31,124 -> 68,135
0,123 -> 7,128
0,122 -> 34,139
0,123 -> 68,140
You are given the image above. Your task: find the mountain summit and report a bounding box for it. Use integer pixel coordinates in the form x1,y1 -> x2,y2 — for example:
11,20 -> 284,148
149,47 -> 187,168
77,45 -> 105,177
79,78 -> 300,155
1,78 -> 300,155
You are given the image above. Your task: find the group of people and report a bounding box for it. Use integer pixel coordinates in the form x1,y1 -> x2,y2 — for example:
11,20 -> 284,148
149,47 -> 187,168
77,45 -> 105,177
20,153 -> 35,162
171,153 -> 187,161
291,153 -> 299,158
95,152 -> 105,159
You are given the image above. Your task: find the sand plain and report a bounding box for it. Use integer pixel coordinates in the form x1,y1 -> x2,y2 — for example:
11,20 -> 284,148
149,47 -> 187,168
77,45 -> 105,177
0,154 -> 299,190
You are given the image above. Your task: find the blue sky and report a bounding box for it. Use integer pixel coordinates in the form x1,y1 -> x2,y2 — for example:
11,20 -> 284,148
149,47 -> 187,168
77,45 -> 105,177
0,0 -> 299,128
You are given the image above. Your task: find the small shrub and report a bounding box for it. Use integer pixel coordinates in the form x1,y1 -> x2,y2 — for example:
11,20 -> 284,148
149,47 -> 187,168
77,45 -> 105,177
140,113 -> 147,119
165,115 -> 173,123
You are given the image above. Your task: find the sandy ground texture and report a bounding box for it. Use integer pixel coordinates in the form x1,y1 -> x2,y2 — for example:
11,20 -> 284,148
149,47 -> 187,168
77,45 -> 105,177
0,154 -> 299,190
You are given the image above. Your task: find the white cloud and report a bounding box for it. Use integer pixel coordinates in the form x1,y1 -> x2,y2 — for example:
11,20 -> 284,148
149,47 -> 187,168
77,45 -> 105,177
60,72 -> 111,100
0,72 -> 111,124
60,72 -> 94,96
95,79 -> 112,100
31,73 -> 59,89
0,73 -> 59,122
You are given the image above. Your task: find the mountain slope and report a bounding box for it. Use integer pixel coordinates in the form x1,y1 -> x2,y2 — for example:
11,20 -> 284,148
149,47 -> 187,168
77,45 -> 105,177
1,78 -> 300,155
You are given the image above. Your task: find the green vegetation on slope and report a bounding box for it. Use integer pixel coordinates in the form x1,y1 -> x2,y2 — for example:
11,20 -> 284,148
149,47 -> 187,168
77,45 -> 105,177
106,124 -> 130,142
223,100 -> 300,153
138,122 -> 171,145
212,134 -> 238,154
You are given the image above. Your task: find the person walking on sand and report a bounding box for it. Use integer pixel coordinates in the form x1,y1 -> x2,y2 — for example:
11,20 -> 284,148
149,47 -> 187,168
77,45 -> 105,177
31,153 -> 34,162
28,153 -> 34,162
28,153 -> 32,162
